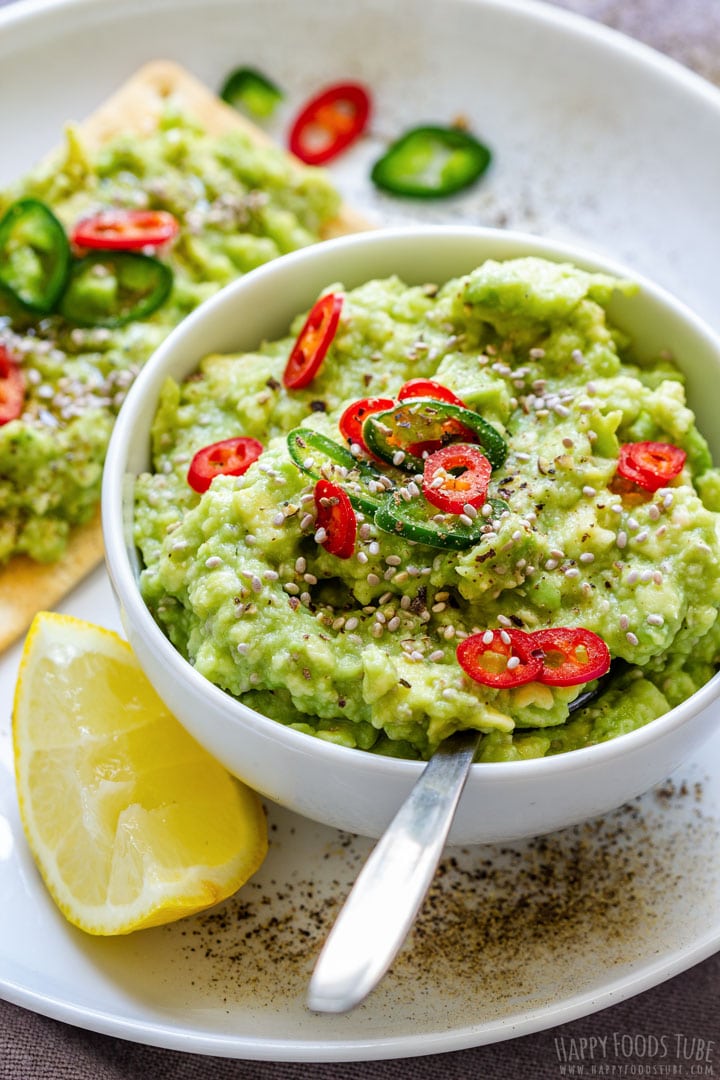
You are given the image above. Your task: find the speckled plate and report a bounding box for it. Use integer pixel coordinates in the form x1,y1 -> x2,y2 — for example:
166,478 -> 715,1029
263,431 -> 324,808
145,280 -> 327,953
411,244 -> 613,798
1,0 -> 720,1062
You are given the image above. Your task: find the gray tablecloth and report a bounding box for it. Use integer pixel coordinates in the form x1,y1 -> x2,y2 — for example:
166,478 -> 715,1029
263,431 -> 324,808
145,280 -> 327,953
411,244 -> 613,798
1,0 -> 719,1074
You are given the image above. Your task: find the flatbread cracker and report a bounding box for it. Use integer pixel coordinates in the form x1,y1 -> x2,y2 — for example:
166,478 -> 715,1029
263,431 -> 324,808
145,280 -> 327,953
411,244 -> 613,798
0,60 -> 370,653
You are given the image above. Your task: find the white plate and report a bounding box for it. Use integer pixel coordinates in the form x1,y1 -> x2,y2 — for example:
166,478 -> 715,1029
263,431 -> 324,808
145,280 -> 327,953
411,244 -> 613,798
1,0 -> 720,1062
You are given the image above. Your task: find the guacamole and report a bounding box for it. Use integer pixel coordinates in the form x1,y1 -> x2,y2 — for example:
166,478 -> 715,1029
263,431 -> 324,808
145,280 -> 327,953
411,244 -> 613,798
134,258 -> 720,761
0,112 -> 340,564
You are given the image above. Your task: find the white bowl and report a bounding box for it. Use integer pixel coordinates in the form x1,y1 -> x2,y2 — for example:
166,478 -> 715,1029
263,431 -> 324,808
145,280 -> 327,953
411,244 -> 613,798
102,226 -> 720,844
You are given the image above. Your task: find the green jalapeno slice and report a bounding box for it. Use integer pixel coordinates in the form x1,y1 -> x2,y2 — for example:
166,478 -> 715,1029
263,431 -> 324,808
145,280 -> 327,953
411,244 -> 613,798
362,398 -> 507,474
370,125 -> 491,199
0,198 -> 71,313
58,251 -> 173,327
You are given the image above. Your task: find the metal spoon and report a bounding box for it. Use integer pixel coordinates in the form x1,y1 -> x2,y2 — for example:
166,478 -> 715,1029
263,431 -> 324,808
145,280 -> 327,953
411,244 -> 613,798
306,683 -> 603,1013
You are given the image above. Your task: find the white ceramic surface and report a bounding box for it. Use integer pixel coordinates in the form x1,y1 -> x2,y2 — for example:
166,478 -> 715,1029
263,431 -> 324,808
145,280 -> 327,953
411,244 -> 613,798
2,0 -> 720,1060
103,225 -> 720,844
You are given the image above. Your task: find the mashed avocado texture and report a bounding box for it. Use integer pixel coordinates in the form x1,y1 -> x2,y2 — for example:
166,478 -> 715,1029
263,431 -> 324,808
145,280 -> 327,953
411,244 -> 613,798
0,113 -> 340,563
134,258 -> 720,761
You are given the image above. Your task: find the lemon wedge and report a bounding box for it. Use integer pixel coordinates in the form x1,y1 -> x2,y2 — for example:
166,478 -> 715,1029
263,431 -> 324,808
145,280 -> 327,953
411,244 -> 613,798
12,612 -> 267,935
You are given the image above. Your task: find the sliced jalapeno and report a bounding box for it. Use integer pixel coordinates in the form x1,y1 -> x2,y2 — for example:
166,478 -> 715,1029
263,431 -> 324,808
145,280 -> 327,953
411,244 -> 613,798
374,490 -> 485,550
220,66 -> 284,119
370,125 -> 491,199
287,427 -> 394,515
58,251 -> 173,327
0,198 -> 70,313
363,398 -> 507,473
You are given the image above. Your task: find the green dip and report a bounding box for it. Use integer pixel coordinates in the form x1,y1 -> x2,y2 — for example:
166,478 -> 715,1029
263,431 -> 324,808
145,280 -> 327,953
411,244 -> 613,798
134,258 -> 720,761
0,112 -> 340,563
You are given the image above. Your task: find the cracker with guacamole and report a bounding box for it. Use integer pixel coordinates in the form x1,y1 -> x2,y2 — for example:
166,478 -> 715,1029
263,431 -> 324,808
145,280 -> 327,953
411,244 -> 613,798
0,61 -> 367,652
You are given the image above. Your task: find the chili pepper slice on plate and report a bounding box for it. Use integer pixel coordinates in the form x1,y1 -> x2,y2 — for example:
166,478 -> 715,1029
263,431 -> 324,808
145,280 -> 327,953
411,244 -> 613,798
220,66 -> 284,119
59,251 -> 173,327
71,209 -> 179,251
457,629 -> 543,689
371,125 -> 491,198
0,345 -> 25,425
187,436 -> 264,494
397,379 -> 465,407
616,441 -> 686,492
338,395 -> 395,456
530,627 -> 611,687
289,82 -> 371,165
423,444 -> 492,514
314,478 -> 357,559
287,427 -> 392,515
0,198 -> 70,313
363,398 -> 507,473
283,292 -> 343,389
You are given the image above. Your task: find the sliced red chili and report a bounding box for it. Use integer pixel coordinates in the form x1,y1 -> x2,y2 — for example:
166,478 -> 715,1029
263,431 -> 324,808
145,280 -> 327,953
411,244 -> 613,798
423,444 -> 491,513
283,292 -> 343,389
71,209 -> 179,251
187,436 -> 264,494
398,379 -> 465,408
0,344 -> 25,425
530,627 -> 611,687
338,396 -> 395,456
457,629 -> 543,689
616,441 -> 686,492
314,478 -> 357,559
289,82 -> 371,165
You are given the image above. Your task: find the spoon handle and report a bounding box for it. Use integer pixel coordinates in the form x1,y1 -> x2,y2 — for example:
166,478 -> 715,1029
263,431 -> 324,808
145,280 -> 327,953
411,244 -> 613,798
306,728 -> 480,1013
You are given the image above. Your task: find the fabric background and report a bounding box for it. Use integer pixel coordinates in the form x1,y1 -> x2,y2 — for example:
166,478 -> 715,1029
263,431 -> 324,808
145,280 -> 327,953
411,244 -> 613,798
1,0 -> 718,1075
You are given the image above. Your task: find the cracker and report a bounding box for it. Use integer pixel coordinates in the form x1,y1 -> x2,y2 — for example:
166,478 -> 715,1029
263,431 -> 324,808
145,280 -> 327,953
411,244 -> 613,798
1,60 -> 370,653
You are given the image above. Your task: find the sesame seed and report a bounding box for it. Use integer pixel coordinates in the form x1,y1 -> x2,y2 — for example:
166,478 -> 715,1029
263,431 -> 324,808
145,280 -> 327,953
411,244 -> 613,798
482,631 -> 494,644
237,643 -> 250,655
443,625 -> 456,640
371,623 -> 384,638
400,595 -> 412,610
250,575 -> 263,593
357,551 -> 369,564
300,513 -> 314,530
663,492 -> 674,508
303,573 -> 318,585
459,514 -> 473,527
616,531 -> 628,549
432,602 -> 447,613
506,656 -> 521,670
386,555 -> 402,566
653,571 -> 664,585
295,556 -> 307,574
571,349 -> 584,365
379,591 -> 393,604
500,630 -> 511,645
263,570 -> 279,581
579,552 -> 595,564
332,617 -> 345,631
428,649 -> 444,662
648,505 -> 660,521
619,614 -> 630,630
367,573 -> 380,586
359,523 -> 373,540
392,450 -> 406,466
647,614 -> 664,627
314,527 -> 328,544
497,615 -> 512,627
205,556 -> 223,569
626,570 -> 639,584
345,617 -> 359,631
375,612 -> 387,624
545,559 -> 558,571
411,650 -> 424,661
564,567 -> 580,579
245,534 -> 256,546
387,616 -> 401,632
369,541 -> 380,556
627,516 -> 639,531
626,631 -> 639,646
635,530 -> 649,543
284,582 -> 300,595
582,486 -> 597,498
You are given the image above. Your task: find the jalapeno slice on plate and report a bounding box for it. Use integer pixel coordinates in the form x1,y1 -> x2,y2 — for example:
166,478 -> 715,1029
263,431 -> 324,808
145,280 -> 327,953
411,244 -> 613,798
58,251 -> 173,327
363,398 -> 507,473
0,198 -> 70,313
220,66 -> 284,119
371,125 -> 491,198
